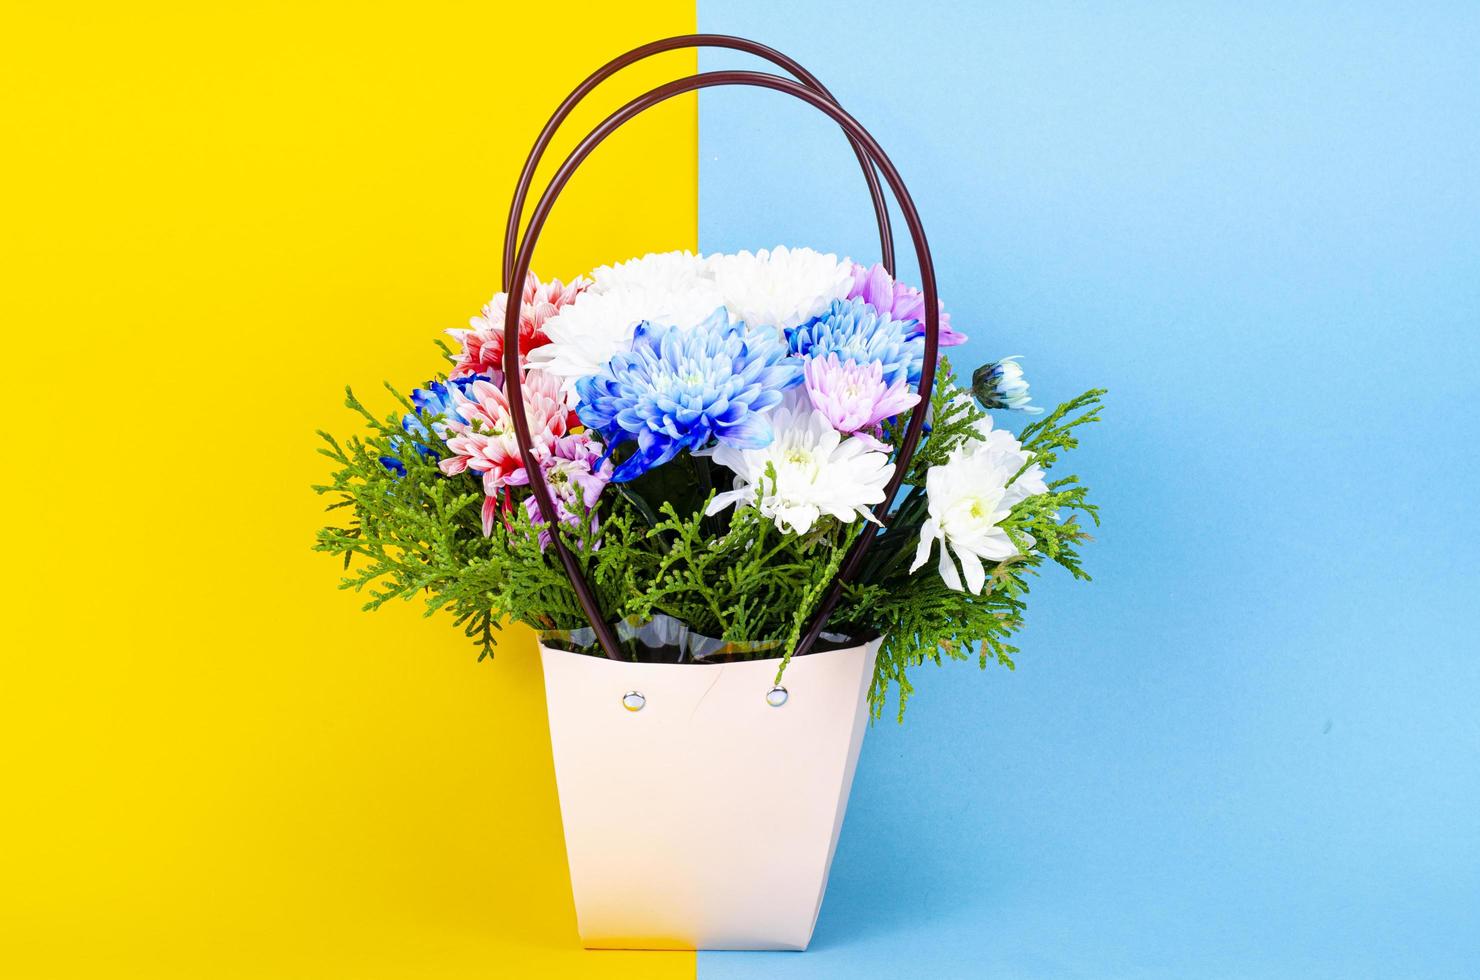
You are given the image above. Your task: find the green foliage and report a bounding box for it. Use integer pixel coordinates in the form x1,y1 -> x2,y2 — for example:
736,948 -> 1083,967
313,387 -> 512,655
838,383 -> 1106,719
314,369 -> 1105,721
314,388 -> 861,660
896,359 -> 987,484
625,498 -> 857,649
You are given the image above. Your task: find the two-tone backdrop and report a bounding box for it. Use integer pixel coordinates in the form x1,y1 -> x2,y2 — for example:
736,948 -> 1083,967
3,1 -> 1476,978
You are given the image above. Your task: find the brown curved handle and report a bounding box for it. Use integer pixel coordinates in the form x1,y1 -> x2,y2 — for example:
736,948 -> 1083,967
501,33 -> 895,290
503,67 -> 940,663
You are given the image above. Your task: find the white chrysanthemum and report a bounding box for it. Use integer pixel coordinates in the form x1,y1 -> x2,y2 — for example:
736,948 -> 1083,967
528,282 -> 727,386
909,414 -> 1048,593
704,245 -> 854,331
589,250 -> 709,295
705,402 -> 893,535
966,412 -> 1049,498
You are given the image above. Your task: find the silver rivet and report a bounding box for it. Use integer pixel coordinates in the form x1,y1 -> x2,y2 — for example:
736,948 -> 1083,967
621,691 -> 646,712
766,686 -> 789,708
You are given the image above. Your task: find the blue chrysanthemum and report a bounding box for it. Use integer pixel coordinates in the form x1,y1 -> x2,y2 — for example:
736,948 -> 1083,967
405,375 -> 485,440
786,297 -> 925,388
574,308 -> 802,482
381,374 -> 490,474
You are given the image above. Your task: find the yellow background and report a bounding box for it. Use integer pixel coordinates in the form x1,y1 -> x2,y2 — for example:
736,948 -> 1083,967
2,3 -> 696,976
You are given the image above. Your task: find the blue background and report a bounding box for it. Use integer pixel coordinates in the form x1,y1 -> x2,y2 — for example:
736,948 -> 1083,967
697,3 -> 1479,977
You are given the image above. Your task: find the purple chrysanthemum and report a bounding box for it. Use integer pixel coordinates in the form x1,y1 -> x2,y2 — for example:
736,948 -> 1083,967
522,432 -> 613,549
847,262 -> 968,347
803,354 -> 921,451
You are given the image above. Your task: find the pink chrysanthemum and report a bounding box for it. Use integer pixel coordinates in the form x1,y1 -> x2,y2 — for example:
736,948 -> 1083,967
439,370 -> 576,533
846,263 -> 968,347
449,273 -> 589,378
803,353 -> 921,451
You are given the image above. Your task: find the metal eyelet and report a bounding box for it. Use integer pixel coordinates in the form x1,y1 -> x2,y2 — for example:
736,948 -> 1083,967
621,691 -> 646,712
765,686 -> 789,708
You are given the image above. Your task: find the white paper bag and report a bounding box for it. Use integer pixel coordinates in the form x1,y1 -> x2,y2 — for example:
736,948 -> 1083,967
540,639 -> 881,950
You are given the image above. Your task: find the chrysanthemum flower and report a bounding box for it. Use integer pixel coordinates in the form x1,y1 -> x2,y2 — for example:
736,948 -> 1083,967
574,308 -> 803,482
379,375 -> 491,475
788,297 -> 926,388
847,262 -> 968,347
590,250 -> 709,294
449,273 -> 588,378
705,246 -> 854,331
704,402 -> 894,535
405,375 -> 487,440
972,356 -> 1043,413
522,432 -> 613,548
439,370 -> 575,508
802,354 -> 920,451
529,283 -> 727,388
965,411 -> 1048,499
909,414 -> 1048,593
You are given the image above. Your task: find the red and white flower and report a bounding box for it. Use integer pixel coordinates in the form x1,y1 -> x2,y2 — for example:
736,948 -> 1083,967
449,273 -> 588,378
439,370 -> 578,533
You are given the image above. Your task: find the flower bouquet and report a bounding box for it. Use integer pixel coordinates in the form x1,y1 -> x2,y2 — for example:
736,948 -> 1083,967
314,36 -> 1103,952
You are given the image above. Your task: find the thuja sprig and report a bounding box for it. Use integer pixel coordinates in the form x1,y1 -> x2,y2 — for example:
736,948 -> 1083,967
838,546 -> 1033,721
314,386 -> 508,655
1017,388 -> 1106,472
622,493 -> 856,647
882,358 -> 989,486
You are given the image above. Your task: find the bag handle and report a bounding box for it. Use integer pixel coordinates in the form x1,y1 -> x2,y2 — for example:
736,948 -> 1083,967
500,34 -> 895,289
503,62 -> 941,663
